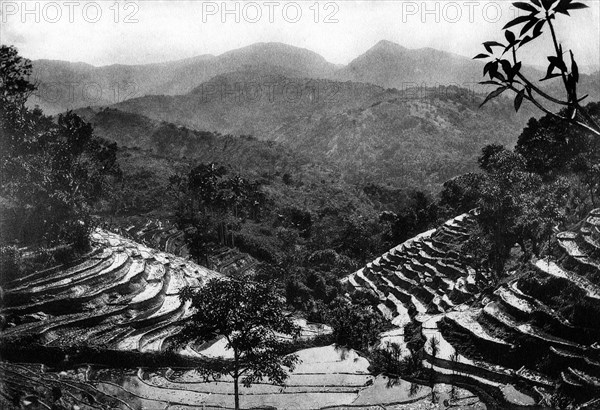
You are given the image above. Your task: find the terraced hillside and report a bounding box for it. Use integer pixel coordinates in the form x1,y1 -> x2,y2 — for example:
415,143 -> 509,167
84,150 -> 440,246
4,211 -> 600,408
2,229 -> 220,353
345,209 -> 600,408
344,212 -> 488,327
108,218 -> 258,275
1,229 -> 487,409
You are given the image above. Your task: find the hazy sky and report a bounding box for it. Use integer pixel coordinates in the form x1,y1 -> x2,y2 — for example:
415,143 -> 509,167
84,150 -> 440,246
1,0 -> 599,68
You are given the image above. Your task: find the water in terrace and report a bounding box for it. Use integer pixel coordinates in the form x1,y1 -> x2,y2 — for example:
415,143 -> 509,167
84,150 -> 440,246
89,345 -> 486,409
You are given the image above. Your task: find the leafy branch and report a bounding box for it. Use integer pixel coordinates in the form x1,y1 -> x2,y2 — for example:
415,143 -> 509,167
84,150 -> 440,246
474,0 -> 600,137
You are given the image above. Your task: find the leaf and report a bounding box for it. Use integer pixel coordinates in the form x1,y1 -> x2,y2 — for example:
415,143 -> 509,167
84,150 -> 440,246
520,16 -> 540,34
570,50 -> 579,82
500,60 -> 512,76
487,60 -> 500,80
480,86 -> 507,107
483,61 -> 494,76
514,89 -> 525,111
518,35 -> 534,48
531,0 -> 542,6
513,61 -> 522,74
548,56 -> 567,72
532,19 -> 545,39
473,53 -> 489,59
554,0 -> 571,14
505,30 -> 516,44
567,2 -> 588,9
513,2 -> 539,13
541,71 -> 561,81
493,71 -> 507,82
509,62 -> 523,81
541,0 -> 556,10
577,93 -> 589,102
541,63 -> 557,81
483,41 -> 504,54
503,15 -> 534,30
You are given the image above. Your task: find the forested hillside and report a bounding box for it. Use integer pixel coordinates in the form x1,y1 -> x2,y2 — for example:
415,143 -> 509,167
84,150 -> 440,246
111,72 -> 538,190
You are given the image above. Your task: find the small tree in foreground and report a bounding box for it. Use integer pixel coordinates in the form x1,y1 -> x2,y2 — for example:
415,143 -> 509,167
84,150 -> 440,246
474,0 -> 600,137
176,277 -> 300,410
428,336 -> 440,369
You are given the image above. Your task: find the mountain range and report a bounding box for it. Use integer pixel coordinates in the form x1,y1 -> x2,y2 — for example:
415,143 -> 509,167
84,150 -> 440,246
29,42 -> 338,114
31,40 -> 600,114
84,71 -> 535,190
29,40 -> 600,190
31,40 -> 599,115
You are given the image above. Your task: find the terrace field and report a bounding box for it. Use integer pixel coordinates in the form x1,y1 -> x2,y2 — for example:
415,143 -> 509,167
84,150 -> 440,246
2,209 -> 600,408
343,209 -> 600,409
0,226 -> 482,408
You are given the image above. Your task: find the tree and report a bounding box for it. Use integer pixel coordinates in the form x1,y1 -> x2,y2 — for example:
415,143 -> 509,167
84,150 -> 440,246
0,45 -> 35,107
327,297 -> 386,351
371,342 -> 405,376
172,163 -> 265,252
427,336 -> 440,369
285,277 -> 314,310
474,148 -> 538,277
478,144 -> 507,173
176,277 -> 300,410
168,173 -> 192,218
572,156 -> 600,207
438,172 -> 486,217
470,0 -> 600,271
338,214 -> 378,261
380,190 -> 438,247
283,207 -> 312,239
461,146 -> 570,280
515,103 -> 600,175
188,162 -> 227,214
474,0 -> 600,137
184,214 -> 218,267
449,351 -> 460,375
1,45 -> 119,247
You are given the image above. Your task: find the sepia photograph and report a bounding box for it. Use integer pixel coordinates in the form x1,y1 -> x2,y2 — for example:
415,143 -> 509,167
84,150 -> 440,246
1,0 -> 600,408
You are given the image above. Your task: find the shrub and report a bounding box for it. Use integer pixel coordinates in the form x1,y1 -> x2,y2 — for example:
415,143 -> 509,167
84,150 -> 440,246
308,249 -> 339,268
0,246 -> 23,284
234,233 -> 281,263
370,343 -> 422,377
327,297 -> 386,351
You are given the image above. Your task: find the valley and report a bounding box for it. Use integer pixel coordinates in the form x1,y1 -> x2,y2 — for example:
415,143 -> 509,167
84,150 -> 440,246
2,1 -> 600,407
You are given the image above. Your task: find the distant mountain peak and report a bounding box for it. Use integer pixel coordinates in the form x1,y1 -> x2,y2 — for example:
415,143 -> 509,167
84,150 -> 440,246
232,41 -> 310,51
372,39 -> 406,51
220,42 -> 332,63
